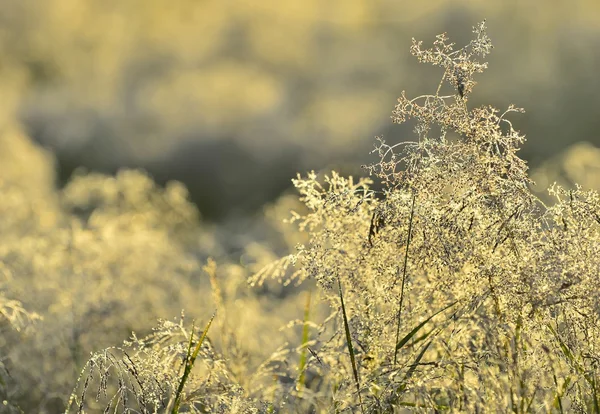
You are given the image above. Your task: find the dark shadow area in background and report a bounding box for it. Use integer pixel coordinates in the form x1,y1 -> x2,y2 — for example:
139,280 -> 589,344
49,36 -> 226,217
146,138 -> 304,220
31,133 -> 305,222
18,8 -> 600,221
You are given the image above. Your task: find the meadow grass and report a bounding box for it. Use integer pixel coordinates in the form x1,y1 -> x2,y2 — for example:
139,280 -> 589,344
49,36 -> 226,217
62,20 -> 600,414
1,20 -> 598,413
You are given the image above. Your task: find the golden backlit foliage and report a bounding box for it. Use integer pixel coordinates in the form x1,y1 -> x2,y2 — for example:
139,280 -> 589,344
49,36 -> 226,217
62,22 -> 600,413
0,124 -> 313,412
1,11 -> 600,413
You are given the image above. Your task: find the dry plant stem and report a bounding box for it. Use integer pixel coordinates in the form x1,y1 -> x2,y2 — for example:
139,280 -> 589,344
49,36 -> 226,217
394,193 -> 415,366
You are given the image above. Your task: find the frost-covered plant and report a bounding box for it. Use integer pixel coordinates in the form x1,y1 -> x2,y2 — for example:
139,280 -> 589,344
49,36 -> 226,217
253,21 -> 600,412
0,293 -> 40,412
67,303 -> 301,413
0,154 -> 303,412
68,21 -> 600,413
66,315 -> 272,414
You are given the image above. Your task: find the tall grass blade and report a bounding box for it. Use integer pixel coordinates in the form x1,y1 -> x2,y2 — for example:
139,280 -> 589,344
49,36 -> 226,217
391,339 -> 440,408
592,373 -> 600,414
547,323 -> 600,412
337,276 -> 364,414
524,387 -> 537,413
297,290 -> 312,394
394,194 -> 416,365
395,301 -> 457,353
402,339 -> 433,385
171,313 -> 216,414
547,323 -> 575,363
553,373 -> 569,413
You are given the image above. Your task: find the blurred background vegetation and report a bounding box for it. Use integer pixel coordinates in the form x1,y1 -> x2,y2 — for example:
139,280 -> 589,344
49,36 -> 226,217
1,0 -> 600,220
